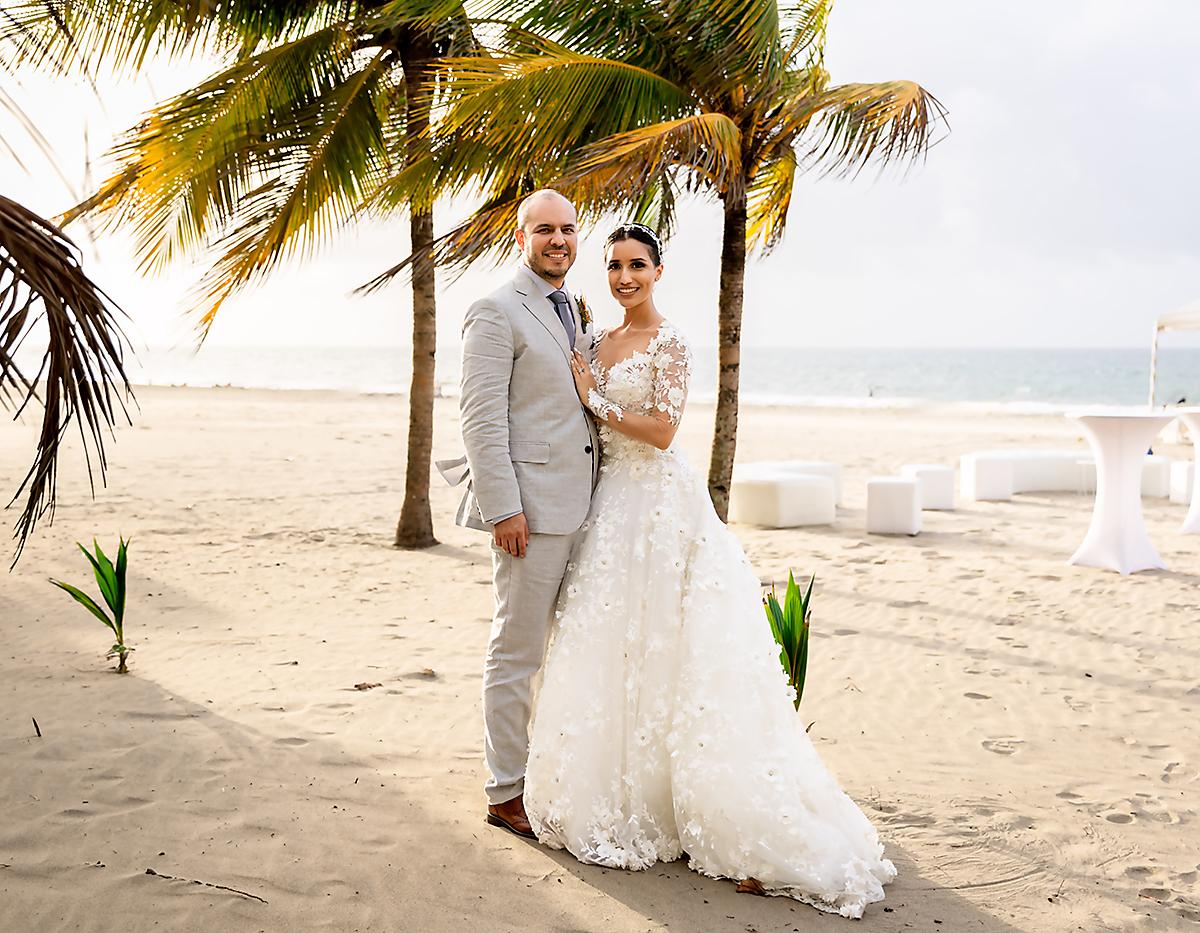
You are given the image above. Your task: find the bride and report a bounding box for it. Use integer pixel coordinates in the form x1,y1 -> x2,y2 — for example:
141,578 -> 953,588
523,223 -> 896,919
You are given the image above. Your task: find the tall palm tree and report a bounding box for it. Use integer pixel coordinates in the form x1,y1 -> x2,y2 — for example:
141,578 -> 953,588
2,0 -> 477,549
377,0 -> 945,519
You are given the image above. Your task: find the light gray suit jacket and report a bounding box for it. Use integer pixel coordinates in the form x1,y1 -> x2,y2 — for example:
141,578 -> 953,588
447,266 -> 600,534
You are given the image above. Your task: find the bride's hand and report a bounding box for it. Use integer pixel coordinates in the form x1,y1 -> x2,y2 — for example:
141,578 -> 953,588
570,350 -> 597,404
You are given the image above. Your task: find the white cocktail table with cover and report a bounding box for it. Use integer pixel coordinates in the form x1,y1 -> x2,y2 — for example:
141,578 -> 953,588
1066,408 -> 1176,574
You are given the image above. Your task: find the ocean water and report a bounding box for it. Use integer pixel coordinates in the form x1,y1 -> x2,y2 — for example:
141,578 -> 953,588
14,344 -> 1200,412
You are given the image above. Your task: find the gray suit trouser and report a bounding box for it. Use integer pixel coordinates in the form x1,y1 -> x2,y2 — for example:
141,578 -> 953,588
484,530 -> 580,805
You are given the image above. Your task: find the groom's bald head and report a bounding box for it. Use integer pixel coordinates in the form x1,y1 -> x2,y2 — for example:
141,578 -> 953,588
515,189 -> 578,286
516,189 -> 575,231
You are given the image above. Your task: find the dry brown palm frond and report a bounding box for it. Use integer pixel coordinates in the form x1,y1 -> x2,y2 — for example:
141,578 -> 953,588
0,194 -> 133,566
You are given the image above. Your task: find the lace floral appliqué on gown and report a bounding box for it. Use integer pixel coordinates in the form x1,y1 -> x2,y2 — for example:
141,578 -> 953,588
524,322 -> 896,919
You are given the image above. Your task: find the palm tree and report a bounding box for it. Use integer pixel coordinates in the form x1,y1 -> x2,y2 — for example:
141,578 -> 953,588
2,0 -> 478,549
378,0 -> 946,519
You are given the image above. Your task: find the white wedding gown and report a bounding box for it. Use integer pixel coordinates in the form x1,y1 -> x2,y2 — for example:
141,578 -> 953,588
524,322 -> 896,919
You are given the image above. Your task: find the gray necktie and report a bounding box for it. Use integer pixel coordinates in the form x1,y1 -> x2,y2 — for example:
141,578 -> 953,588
548,289 -> 576,347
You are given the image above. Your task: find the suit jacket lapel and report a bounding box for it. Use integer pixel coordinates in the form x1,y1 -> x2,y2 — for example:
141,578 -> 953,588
513,273 -> 572,361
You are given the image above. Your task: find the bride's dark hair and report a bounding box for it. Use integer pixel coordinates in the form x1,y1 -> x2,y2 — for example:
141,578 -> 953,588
605,222 -> 662,266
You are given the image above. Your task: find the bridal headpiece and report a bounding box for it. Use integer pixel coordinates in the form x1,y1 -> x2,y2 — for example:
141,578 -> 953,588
615,222 -> 662,252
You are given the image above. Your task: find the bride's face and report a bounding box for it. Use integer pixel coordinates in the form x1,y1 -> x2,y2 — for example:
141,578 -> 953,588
606,239 -> 662,310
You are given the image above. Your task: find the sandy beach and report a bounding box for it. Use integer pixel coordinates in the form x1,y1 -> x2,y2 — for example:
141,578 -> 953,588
2,386 -> 1198,932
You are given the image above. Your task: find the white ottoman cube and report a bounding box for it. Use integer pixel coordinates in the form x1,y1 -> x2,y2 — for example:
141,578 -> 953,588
1170,460 -> 1194,504
866,477 -> 921,535
1142,455 -> 1171,498
960,453 -> 1013,501
729,474 -> 836,528
900,464 -> 956,510
734,460 -> 843,506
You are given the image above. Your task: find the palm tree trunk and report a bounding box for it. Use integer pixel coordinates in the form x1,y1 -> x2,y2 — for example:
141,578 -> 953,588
395,31 -> 438,549
707,190 -> 748,521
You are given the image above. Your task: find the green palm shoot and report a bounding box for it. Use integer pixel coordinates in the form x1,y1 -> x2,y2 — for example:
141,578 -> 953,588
763,571 -> 813,710
50,537 -> 132,673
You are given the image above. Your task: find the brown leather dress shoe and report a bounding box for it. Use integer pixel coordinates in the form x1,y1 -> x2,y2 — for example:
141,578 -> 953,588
486,795 -> 537,840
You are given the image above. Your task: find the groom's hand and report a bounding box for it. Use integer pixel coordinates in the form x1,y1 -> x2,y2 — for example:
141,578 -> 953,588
494,513 -> 530,558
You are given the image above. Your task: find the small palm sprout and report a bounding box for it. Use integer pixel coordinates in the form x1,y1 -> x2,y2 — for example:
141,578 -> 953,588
50,537 -> 132,673
763,571 -> 813,710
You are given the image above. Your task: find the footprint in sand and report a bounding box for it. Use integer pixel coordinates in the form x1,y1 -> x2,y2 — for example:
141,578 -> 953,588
1135,797 -> 1182,824
1163,761 -> 1197,785
1105,812 -> 1134,823
982,738 -> 1024,755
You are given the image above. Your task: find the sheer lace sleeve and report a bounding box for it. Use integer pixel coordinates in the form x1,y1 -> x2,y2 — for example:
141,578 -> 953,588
651,328 -> 691,426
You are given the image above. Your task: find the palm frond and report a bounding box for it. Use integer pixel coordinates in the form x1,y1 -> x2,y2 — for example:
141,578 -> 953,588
187,48 -> 393,337
433,50 -> 694,172
668,0 -> 783,89
504,0 -> 683,81
68,25 -> 362,274
515,0 -> 782,92
0,0 -> 350,74
627,169 -> 679,242
565,112 -> 743,196
746,147 -> 797,254
0,195 -> 133,566
373,0 -> 474,31
779,0 -> 831,64
804,80 -> 948,178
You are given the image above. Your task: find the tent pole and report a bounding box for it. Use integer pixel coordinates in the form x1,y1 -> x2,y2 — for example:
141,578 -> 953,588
1149,325 -> 1160,407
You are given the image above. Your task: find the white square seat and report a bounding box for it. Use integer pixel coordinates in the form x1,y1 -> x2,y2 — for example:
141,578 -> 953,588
866,477 -> 921,535
733,460 -> 844,506
899,464 -> 956,510
1170,460 -> 1194,504
960,453 -> 1013,501
728,474 -> 836,528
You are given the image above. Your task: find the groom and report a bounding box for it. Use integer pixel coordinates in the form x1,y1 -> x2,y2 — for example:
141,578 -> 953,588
450,189 -> 599,839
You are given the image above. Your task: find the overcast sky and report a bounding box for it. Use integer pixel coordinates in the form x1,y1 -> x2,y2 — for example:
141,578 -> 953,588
3,0 -> 1199,351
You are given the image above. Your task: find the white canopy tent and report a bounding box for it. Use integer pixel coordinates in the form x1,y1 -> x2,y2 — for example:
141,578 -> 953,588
1149,301 -> 1200,405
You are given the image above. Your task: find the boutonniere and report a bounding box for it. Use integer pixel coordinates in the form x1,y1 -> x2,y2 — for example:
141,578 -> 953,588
574,293 -> 591,332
